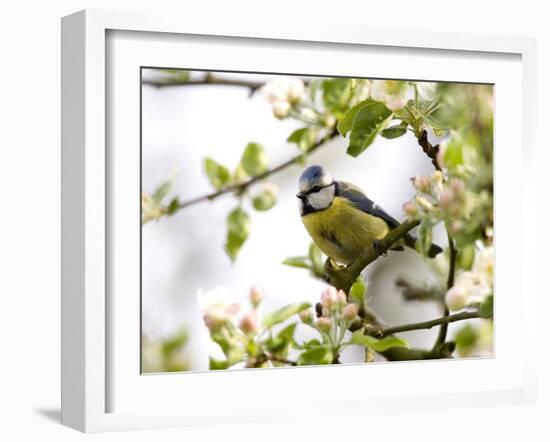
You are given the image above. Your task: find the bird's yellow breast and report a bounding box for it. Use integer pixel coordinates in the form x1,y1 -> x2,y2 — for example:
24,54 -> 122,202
301,196 -> 390,265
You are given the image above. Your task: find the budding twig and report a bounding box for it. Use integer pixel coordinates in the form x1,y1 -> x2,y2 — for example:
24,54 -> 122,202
433,232 -> 457,349
142,74 -> 265,93
416,129 -> 440,170
170,130 -> 339,213
366,310 -> 480,338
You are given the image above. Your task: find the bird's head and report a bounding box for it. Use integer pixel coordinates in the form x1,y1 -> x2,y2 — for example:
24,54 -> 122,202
297,165 -> 336,214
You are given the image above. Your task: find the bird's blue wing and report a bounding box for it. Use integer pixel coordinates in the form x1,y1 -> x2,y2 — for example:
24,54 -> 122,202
335,181 -> 400,229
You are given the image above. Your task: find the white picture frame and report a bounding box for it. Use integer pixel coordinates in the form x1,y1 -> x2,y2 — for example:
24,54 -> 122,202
61,9 -> 537,433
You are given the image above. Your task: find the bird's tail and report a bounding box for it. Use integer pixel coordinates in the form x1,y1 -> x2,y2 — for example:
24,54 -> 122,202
404,234 -> 443,258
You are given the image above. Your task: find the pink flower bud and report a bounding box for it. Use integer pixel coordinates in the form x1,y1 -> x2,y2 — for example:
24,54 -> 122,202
202,308 -> 228,331
239,311 -> 259,335
342,303 -> 359,321
321,286 -> 339,309
438,188 -> 455,209
336,290 -> 347,306
299,309 -> 313,324
445,285 -> 469,311
403,200 -> 418,217
249,285 -> 264,308
449,178 -> 465,194
316,317 -> 333,332
448,220 -> 462,234
413,175 -> 431,192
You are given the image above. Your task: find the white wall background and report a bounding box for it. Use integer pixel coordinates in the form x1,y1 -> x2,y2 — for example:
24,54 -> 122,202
0,1 -> 548,441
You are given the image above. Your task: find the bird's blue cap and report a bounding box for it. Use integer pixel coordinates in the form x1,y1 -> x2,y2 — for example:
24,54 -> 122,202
298,165 -> 333,192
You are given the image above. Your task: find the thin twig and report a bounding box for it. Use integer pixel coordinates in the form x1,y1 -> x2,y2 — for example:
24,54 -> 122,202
433,232 -> 457,349
369,310 -> 480,338
173,130 -> 339,212
142,76 -> 265,93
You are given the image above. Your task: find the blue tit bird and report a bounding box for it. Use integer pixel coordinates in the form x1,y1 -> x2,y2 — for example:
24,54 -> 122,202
296,165 -> 442,265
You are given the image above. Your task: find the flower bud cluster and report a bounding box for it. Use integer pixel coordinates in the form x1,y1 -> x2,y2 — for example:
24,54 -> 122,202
403,171 -> 471,225
300,286 -> 360,338
198,285 -> 265,336
445,245 -> 493,311
261,78 -> 306,119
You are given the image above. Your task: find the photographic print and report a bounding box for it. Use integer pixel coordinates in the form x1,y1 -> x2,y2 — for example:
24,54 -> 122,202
140,69 -> 494,373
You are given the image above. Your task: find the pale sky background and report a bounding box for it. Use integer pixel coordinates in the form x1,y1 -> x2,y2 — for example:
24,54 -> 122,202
141,70 -> 452,371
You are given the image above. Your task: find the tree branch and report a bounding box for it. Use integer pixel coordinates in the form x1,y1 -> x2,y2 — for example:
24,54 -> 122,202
172,129 -> 339,212
326,219 -> 420,293
142,73 -> 265,94
372,310 -> 479,361
417,129 -> 441,170
432,232 -> 457,349
366,310 -> 480,338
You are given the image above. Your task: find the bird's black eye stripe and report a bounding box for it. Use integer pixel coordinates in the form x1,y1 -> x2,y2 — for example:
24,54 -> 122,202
306,182 -> 334,195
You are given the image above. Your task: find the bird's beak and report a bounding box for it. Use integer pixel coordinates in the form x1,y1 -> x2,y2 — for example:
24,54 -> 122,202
296,192 -> 306,200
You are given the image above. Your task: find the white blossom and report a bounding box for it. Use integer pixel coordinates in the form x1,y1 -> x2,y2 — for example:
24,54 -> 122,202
445,245 -> 494,311
416,82 -> 438,101
261,78 -> 305,119
370,80 -> 410,111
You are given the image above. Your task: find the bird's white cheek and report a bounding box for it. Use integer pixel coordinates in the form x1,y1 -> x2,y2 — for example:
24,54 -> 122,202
308,187 -> 334,210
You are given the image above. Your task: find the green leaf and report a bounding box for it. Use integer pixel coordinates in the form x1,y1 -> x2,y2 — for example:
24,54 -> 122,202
262,302 -> 311,328
455,324 -> 478,354
161,329 -> 188,356
308,243 -> 323,268
479,295 -> 494,319
457,244 -> 475,270
224,207 -> 251,261
423,113 -> 449,136
296,345 -> 333,366
204,157 -> 230,190
152,180 -> 172,203
337,99 -> 371,136
161,69 -> 191,82
381,123 -> 408,139
282,256 -> 310,269
350,332 -> 410,352
349,279 -> 367,305
302,339 -> 322,349
240,142 -> 268,176
165,197 -> 180,215
308,79 -> 323,104
346,101 -> 393,157
322,78 -> 353,113
287,127 -> 319,152
209,357 -> 229,370
266,323 -> 297,355
443,138 -> 464,168
252,189 -> 277,211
